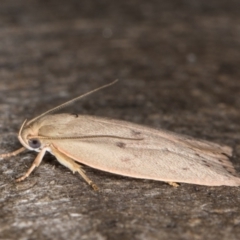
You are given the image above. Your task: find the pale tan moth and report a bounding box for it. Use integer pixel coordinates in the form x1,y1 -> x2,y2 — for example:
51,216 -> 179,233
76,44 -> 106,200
1,81 -> 240,190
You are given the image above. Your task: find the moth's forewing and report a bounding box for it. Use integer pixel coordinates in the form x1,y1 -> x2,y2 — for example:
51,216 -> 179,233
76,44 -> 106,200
34,114 -> 240,187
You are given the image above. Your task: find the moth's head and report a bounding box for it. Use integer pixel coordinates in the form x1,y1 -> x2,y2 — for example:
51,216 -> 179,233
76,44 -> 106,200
18,119 -> 43,151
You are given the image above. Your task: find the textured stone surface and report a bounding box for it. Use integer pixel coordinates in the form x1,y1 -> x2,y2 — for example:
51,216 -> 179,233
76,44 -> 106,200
0,0 -> 240,239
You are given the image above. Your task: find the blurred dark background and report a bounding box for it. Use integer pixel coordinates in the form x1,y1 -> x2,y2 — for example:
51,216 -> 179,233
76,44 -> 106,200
0,1 -> 240,239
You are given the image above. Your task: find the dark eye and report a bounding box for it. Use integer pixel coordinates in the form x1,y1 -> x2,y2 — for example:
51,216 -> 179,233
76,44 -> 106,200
28,139 -> 41,149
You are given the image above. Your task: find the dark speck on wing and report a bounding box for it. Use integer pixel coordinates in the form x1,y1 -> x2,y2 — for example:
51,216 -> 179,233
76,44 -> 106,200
70,113 -> 79,118
131,130 -> 141,136
121,158 -> 131,162
116,142 -> 126,148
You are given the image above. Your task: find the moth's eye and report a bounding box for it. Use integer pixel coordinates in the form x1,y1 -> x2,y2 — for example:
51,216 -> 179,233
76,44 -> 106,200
28,139 -> 41,149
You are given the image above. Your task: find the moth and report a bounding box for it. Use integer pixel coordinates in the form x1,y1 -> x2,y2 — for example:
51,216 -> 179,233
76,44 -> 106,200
1,80 -> 240,190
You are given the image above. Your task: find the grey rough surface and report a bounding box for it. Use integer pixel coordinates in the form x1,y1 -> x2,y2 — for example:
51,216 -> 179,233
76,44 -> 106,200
0,0 -> 240,239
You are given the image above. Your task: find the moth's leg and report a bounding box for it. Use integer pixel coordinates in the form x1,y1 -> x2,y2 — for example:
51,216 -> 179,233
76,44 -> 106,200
0,147 -> 26,159
16,147 -> 48,182
167,182 -> 179,187
76,164 -> 99,191
51,146 -> 98,191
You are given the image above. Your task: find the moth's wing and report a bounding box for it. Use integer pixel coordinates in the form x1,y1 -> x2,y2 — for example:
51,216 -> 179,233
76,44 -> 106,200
38,114 -> 240,186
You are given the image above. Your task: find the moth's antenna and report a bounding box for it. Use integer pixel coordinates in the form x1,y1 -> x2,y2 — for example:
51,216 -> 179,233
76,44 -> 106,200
27,80 -> 118,126
29,135 -> 143,141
